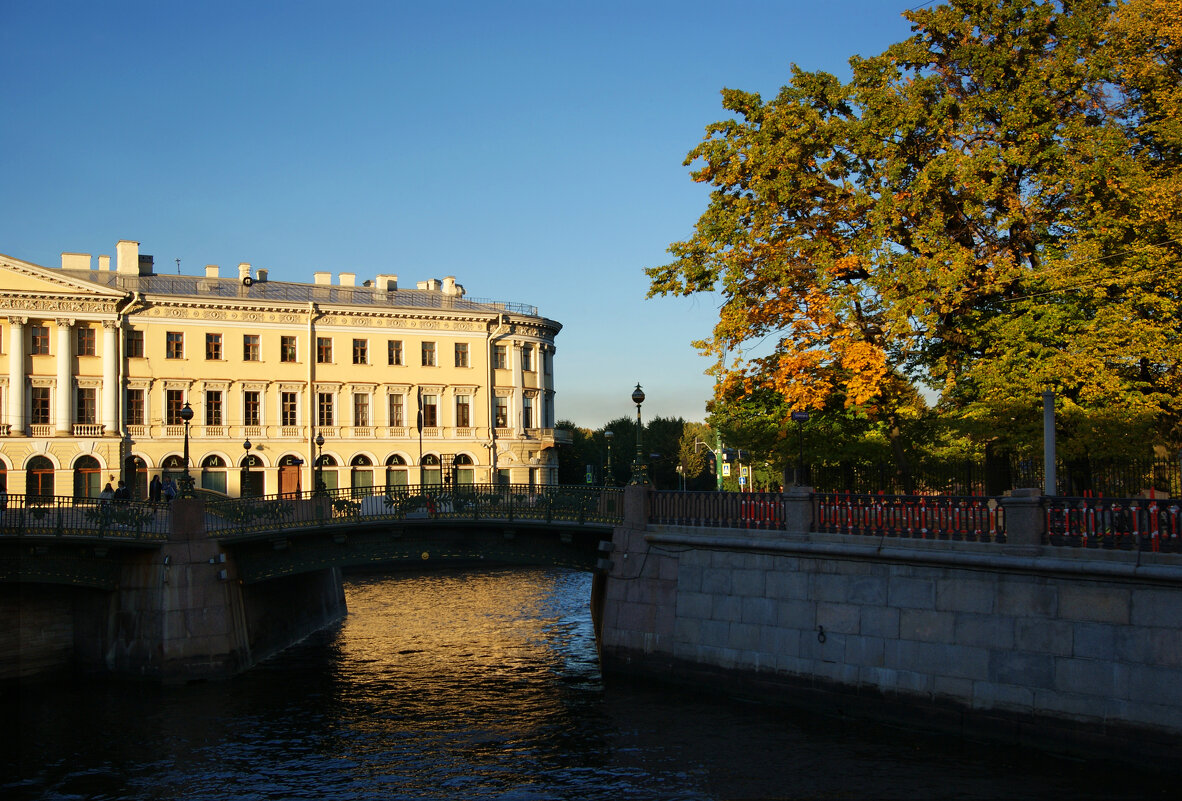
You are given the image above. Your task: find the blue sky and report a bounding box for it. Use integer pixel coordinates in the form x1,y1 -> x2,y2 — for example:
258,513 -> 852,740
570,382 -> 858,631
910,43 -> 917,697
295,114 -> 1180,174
1,0 -> 918,428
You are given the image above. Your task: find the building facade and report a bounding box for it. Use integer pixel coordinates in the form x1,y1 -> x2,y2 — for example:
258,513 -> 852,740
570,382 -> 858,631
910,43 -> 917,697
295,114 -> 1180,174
0,240 -> 566,499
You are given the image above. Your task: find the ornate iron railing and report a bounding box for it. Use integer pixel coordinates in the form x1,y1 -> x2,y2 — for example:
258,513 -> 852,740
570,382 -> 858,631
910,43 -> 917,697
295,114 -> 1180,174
651,491 -> 788,530
204,483 -> 624,538
1045,496 -> 1182,551
0,494 -> 169,541
813,492 -> 1006,542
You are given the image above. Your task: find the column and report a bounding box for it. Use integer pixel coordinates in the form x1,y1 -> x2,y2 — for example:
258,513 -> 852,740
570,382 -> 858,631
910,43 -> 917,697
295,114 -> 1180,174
540,345 -> 554,429
102,321 -> 119,434
6,317 -> 26,435
512,341 -> 524,435
55,319 -> 73,435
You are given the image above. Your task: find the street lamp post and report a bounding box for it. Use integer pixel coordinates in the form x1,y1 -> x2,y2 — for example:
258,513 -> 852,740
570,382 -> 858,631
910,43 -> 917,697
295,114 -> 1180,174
629,383 -> 649,486
178,401 -> 195,498
604,430 -> 614,486
315,433 -> 326,495
242,439 -> 252,497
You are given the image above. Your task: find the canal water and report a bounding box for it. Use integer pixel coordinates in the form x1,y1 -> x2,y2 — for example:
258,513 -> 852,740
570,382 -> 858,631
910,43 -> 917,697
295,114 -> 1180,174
2,568 -> 1172,800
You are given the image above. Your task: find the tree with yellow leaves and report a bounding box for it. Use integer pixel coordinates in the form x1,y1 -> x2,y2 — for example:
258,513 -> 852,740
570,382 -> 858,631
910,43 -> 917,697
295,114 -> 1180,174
649,0 -> 1182,465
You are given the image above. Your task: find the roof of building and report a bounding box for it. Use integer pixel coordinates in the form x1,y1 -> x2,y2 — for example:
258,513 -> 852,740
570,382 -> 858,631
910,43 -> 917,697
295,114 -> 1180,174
57,269 -> 540,317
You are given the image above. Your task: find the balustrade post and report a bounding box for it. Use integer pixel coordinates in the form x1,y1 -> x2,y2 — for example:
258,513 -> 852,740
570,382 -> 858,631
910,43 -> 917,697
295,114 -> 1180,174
1000,488 -> 1045,555
782,485 -> 814,535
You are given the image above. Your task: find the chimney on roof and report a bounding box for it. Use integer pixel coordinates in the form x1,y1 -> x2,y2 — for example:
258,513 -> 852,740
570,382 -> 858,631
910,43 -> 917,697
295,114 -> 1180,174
256,269 -> 268,283
138,255 -> 154,275
238,263 -> 252,281
442,276 -> 465,298
375,274 -> 398,291
98,255 -> 110,272
61,253 -> 92,271
339,272 -> 356,287
417,278 -> 441,291
314,271 -> 330,285
205,265 -> 220,278
116,240 -> 140,275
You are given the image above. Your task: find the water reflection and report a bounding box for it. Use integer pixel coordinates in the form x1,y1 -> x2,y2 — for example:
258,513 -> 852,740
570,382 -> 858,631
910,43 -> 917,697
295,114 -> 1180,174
2,567 -> 1174,800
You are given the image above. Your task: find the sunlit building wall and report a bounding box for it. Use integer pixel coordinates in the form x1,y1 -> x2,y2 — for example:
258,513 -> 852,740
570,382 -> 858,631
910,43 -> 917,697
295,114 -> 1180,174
0,240 -> 565,498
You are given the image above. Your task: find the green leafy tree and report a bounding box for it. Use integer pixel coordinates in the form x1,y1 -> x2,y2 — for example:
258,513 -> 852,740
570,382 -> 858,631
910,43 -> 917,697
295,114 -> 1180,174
648,0 -> 1182,462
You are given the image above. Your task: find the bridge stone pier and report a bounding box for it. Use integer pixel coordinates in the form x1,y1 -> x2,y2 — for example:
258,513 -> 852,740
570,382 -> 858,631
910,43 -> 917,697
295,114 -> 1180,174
111,497 -> 346,682
598,485 -> 1182,762
1,497 -> 345,683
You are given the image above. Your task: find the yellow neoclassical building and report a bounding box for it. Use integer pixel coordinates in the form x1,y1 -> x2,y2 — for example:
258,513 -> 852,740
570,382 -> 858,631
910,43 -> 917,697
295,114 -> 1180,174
0,239 -> 567,499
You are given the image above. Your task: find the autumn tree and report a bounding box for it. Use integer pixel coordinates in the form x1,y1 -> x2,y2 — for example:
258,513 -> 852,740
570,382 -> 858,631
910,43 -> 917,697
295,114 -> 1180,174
648,0 -> 1182,461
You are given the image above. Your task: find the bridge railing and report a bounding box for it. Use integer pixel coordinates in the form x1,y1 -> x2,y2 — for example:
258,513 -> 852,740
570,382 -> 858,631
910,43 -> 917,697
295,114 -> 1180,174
1045,495 -> 1182,551
204,483 -> 625,539
813,492 -> 1006,542
650,491 -> 790,530
0,494 -> 169,541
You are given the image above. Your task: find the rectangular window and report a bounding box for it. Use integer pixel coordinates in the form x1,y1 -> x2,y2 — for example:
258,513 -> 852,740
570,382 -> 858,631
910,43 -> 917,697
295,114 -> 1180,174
317,337 -> 333,364
243,335 -> 260,362
166,331 -> 184,359
317,392 -> 334,427
126,329 -> 144,358
205,390 -> 223,426
206,333 -> 222,360
244,391 -> 261,426
494,396 -> 508,428
76,388 -> 96,424
389,394 -> 404,427
522,396 -> 534,429
281,335 -> 297,363
31,325 -> 50,355
166,390 -> 185,425
421,341 -> 436,367
521,345 -> 533,372
456,395 -> 471,428
352,339 -> 368,365
422,395 -> 438,427
281,392 -> 298,427
126,389 -> 145,426
76,327 -> 96,356
31,387 -> 50,424
353,393 -> 370,426
388,339 -> 403,366
455,342 -> 469,368
493,344 -> 507,370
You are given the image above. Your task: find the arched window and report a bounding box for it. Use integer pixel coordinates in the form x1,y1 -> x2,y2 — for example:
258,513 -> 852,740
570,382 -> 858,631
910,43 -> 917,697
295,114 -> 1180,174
73,454 -> 102,498
350,454 -> 373,496
385,454 -> 407,488
421,453 -> 441,487
315,454 -> 338,492
454,454 -> 475,486
162,455 -> 185,486
240,453 -> 264,497
201,455 -> 227,494
27,455 -> 55,499
125,456 -> 147,500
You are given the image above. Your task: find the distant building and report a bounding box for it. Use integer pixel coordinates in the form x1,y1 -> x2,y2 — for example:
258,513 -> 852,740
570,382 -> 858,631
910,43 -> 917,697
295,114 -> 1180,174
0,239 -> 566,498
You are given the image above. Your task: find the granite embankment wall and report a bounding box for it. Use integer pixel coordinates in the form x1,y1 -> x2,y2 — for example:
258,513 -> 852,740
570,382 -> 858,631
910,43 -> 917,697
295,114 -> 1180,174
3,497 -> 346,682
598,487 -> 1182,761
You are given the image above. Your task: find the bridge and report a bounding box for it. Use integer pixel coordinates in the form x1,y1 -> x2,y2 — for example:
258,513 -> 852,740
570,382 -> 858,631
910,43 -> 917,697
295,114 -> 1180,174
7,481 -> 1182,763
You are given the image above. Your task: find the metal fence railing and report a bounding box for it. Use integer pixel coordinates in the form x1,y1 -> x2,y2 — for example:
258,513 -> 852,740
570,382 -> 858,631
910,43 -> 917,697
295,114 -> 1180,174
812,493 -> 1006,542
1044,496 -> 1182,551
0,494 -> 170,541
807,457 -> 1181,498
204,483 -> 624,539
650,491 -> 788,530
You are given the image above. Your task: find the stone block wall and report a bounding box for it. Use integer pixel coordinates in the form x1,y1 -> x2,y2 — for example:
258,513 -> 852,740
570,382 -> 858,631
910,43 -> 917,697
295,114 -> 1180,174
599,492 -> 1182,759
